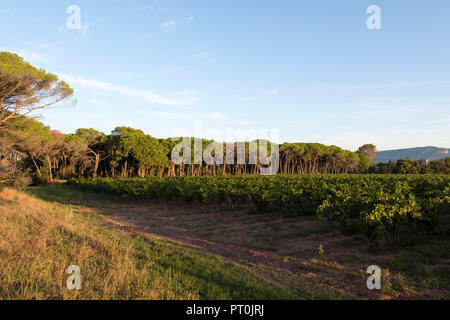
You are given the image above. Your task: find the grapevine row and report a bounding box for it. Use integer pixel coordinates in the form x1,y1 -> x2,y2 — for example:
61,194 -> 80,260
70,175 -> 450,240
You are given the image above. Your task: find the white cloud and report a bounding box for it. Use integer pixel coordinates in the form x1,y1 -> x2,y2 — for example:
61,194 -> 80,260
0,49 -> 50,65
194,51 -> 215,64
161,20 -> 177,30
57,25 -> 65,36
89,99 -> 111,107
296,80 -> 450,90
160,16 -> 194,31
269,90 -> 278,95
203,112 -> 255,125
59,74 -> 199,106
57,21 -> 91,38
137,4 -> 154,12
138,110 -> 255,126
432,118 -> 450,125
19,51 -> 50,65
204,112 -> 223,120
242,96 -> 260,102
80,23 -> 90,38
140,111 -> 194,120
233,119 -> 255,126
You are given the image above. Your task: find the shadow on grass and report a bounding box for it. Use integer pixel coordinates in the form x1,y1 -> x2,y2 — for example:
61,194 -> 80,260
20,183 -> 347,299
26,183 -> 120,208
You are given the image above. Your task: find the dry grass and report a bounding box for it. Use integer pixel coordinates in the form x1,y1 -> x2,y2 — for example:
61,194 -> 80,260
3,184 -> 448,300
0,188 -> 177,299
0,188 -> 330,300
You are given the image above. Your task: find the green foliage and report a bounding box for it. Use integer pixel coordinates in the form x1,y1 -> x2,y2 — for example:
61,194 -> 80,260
280,142 -> 370,174
75,128 -> 105,145
0,52 -> 73,124
371,157 -> 450,175
395,158 -> 421,174
71,174 -> 450,241
0,52 -> 53,79
356,144 -> 378,161
357,153 -> 371,172
423,158 -> 450,174
109,128 -> 169,177
31,172 -> 51,185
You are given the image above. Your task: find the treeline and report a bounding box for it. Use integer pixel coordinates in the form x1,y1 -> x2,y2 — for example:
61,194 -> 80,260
370,158 -> 450,174
1,51 -> 449,187
1,116 -> 376,184
2,115 -> 449,186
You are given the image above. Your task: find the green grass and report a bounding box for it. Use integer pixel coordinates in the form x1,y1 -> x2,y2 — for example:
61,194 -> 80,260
26,183 -> 117,204
14,183 -> 450,299
0,186 -> 345,300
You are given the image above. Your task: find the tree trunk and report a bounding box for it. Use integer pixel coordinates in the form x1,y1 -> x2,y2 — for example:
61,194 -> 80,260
31,156 -> 42,176
93,153 -> 100,179
45,156 -> 53,181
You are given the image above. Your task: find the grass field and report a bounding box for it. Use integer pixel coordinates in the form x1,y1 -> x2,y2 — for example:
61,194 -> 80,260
0,183 -> 449,300
0,185 -> 343,300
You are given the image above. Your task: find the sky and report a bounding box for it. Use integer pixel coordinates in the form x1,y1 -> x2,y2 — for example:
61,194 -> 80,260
1,0 -> 449,151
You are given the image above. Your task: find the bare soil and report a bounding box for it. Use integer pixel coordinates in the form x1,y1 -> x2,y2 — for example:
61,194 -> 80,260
66,198 -> 449,300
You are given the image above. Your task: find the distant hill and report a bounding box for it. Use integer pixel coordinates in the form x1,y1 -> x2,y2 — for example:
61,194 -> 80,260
375,146 -> 449,163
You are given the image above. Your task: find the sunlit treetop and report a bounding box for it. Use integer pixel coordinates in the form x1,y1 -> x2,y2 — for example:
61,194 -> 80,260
0,52 -> 74,125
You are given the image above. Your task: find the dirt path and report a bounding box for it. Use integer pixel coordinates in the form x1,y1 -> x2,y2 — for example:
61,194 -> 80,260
72,199 -> 403,299
34,184 -> 446,300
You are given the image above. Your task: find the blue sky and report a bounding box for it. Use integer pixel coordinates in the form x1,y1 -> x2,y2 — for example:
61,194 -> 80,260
1,0 -> 449,151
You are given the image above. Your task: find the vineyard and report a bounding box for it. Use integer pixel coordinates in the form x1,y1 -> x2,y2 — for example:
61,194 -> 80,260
71,174 -> 450,241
